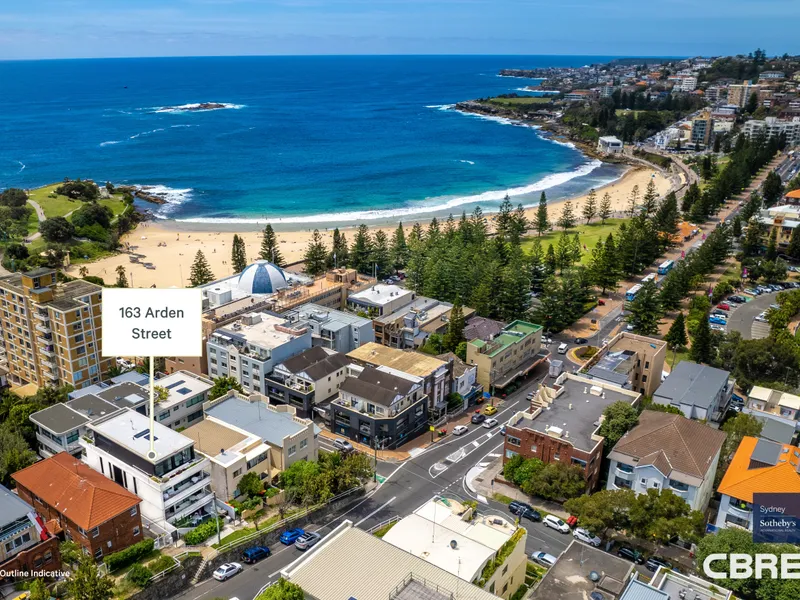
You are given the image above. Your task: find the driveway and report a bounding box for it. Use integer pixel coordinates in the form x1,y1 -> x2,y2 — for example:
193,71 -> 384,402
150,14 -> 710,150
724,291 -> 781,339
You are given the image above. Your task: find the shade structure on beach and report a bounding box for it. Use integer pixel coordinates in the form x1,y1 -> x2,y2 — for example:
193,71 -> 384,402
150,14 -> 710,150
237,260 -> 288,295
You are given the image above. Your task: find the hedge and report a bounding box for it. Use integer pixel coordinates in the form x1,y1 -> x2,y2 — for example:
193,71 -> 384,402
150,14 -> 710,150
147,555 -> 175,574
127,564 -> 153,587
184,517 -> 224,545
104,538 -> 155,571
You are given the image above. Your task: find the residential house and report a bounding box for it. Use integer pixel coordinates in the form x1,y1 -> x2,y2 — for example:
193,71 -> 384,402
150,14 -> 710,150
347,283 -> 416,317
466,320 -> 547,392
281,303 -> 374,353
282,521 -> 502,600
182,419 -> 272,501
347,342 -> 452,419
331,364 -> 427,449
0,484 -> 60,577
504,374 -> 642,490
744,385 -> 800,441
715,437 -> 800,531
652,361 -> 733,422
264,346 -> 352,417
382,497 -> 527,599
13,453 -> 143,561
581,332 -> 666,396
371,296 -> 475,350
206,311 -> 312,394
606,411 -> 726,511
0,268 -> 111,389
203,390 -> 318,477
81,409 -> 215,536
597,136 -> 624,154
438,351 -> 482,406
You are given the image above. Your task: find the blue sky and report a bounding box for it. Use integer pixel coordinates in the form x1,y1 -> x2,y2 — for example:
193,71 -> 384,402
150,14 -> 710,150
1,0 -> 799,60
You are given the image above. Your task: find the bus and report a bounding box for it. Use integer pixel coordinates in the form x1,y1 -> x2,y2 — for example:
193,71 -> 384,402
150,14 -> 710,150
657,260 -> 675,275
641,273 -> 657,285
625,284 -> 643,302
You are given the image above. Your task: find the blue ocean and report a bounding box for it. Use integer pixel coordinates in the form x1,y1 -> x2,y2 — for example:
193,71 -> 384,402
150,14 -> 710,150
0,55 -> 624,226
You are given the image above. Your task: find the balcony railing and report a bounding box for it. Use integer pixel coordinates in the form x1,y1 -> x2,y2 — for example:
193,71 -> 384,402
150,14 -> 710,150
34,312 -> 49,322
40,346 -> 55,357
35,323 -> 51,334
41,359 -> 55,369
163,471 -> 211,506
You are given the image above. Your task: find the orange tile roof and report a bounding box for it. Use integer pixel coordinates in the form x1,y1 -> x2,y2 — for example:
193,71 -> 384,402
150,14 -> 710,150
12,452 -> 140,529
717,437 -> 800,503
785,189 -> 800,199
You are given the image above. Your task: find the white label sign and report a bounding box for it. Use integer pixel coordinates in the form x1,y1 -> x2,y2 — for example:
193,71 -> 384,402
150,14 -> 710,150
102,288 -> 203,357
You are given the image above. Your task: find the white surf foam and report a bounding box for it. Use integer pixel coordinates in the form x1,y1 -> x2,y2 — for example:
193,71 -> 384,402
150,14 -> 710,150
130,128 -> 165,140
458,160 -> 475,165
151,103 -> 245,114
173,159 -> 603,225
99,140 -> 121,147
16,161 -> 25,173
425,104 -> 455,111
135,185 -> 194,216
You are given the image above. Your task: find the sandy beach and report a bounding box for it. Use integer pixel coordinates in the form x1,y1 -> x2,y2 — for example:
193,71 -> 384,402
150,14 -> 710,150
75,166 -> 672,288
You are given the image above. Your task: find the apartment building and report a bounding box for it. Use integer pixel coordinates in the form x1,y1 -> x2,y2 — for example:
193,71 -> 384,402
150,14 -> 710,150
207,311 -> 312,394
715,437 -> 800,532
203,390 -> 318,475
81,409 -> 215,536
728,81 -> 760,108
743,116 -> 800,145
621,569 -> 734,600
382,497 -> 527,599
466,320 -> 546,391
653,361 -> 733,422
0,484 -> 60,575
282,303 -> 374,353
438,351 -> 481,405
504,374 -> 641,490
331,363 -> 427,449
756,203 -> 800,251
152,370 -> 213,430
744,385 -> 800,443
690,111 -> 713,147
264,346 -> 351,418
13,453 -> 143,560
0,268 -> 111,389
606,411 -> 726,511
348,342 -> 452,419
347,283 -> 416,317
581,332 -> 666,396
182,418 -> 272,501
372,296 -> 475,350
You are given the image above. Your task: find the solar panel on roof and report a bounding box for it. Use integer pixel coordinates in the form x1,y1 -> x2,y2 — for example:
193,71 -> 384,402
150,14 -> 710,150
165,379 -> 186,390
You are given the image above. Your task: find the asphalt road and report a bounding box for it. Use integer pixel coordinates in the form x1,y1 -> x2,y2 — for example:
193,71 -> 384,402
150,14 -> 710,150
171,371 -> 574,600
724,290 -> 780,339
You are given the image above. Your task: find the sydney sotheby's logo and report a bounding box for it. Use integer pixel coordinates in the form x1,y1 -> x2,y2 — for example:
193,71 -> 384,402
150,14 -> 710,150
703,554 -> 800,579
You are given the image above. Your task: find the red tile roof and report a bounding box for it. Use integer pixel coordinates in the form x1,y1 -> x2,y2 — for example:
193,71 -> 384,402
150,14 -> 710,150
12,452 -> 140,529
717,437 -> 800,503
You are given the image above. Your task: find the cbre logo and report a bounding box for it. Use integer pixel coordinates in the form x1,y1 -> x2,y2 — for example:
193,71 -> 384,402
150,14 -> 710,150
703,554 -> 800,579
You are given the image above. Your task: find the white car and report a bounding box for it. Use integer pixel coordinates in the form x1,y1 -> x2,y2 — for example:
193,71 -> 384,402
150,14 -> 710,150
212,562 -> 242,581
543,515 -> 570,533
453,425 -> 468,436
573,527 -> 601,547
710,324 -> 726,332
530,551 -> 558,567
482,418 -> 498,429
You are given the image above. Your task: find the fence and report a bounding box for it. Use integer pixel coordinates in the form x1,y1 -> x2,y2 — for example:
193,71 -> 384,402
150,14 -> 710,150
147,552 -> 186,585
366,515 -> 400,534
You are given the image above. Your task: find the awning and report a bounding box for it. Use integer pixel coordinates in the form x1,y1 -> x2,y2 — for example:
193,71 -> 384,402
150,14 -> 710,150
494,351 -> 551,389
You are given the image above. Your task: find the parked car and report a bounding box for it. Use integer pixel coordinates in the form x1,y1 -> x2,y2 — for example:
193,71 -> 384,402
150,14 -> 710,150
755,312 -> 768,323
484,405 -> 497,416
453,425 -> 468,436
710,324 -> 726,332
573,527 -> 601,547
500,425 -> 507,436
213,563 -> 243,581
557,343 -> 569,354
295,531 -> 322,550
616,546 -> 645,564
709,316 -> 727,325
717,303 -> 731,310
279,528 -> 306,545
727,295 -> 746,303
333,439 -> 354,454
541,336 -> 552,344
731,393 -> 745,407
743,288 -> 759,296
770,303 -> 781,310
241,546 -> 271,564
645,556 -> 673,572
530,551 -> 557,568
471,412 -> 486,424
543,515 -> 570,533
483,418 -> 498,429
573,337 -> 587,344
509,501 -> 541,521
710,309 -> 727,316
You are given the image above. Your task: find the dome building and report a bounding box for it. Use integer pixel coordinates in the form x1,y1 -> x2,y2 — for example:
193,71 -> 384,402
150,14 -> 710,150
236,260 -> 289,295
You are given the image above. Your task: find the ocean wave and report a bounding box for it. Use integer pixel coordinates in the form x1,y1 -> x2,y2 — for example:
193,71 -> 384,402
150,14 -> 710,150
425,104 -> 455,111
99,140 -> 121,147
130,128 -> 165,140
136,185 -> 193,216
172,160 -> 603,225
170,124 -> 197,129
457,160 -> 475,165
453,109 -> 539,129
151,102 -> 245,114
16,160 -> 25,173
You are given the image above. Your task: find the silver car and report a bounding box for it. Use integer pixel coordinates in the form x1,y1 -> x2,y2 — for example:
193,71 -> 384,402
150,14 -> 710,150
573,527 -> 601,547
295,531 -> 322,550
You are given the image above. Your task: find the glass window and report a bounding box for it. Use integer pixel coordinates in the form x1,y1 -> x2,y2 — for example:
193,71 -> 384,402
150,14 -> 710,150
133,526 -> 140,536
507,436 -> 521,447
130,506 -> 138,517
288,445 -> 296,456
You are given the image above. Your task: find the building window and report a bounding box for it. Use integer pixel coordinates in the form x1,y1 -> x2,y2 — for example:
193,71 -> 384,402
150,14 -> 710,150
644,361 -> 650,369
640,478 -> 647,486
288,445 -> 297,456
133,526 -> 140,536
91,527 -> 99,538
44,550 -> 53,564
531,444 -> 537,453
641,375 -> 647,383
300,439 -> 307,450
553,452 -> 560,461
507,436 -> 521,447
94,547 -> 103,559
233,468 -> 243,477
613,476 -> 632,489
130,506 -> 138,517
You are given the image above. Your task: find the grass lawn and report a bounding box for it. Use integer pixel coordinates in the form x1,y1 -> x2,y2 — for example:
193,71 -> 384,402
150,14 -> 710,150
521,218 -> 628,265
26,183 -> 128,220
492,493 -> 514,505
484,97 -> 552,106
373,521 -> 397,538
212,527 -> 256,549
666,348 -> 689,369
111,548 -> 162,578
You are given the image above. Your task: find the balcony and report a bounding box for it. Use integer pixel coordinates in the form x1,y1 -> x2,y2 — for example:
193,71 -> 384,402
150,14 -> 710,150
612,476 -> 633,489
166,488 -> 214,525
163,471 -> 211,507
36,432 -> 81,454
40,346 -> 55,358
41,359 -> 55,370
35,323 -> 51,335
44,370 -> 59,381
728,500 -> 753,519
615,465 -> 635,479
33,311 -> 49,322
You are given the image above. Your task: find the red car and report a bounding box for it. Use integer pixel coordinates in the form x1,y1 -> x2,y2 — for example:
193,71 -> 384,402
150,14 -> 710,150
566,515 -> 578,528
717,303 -> 730,311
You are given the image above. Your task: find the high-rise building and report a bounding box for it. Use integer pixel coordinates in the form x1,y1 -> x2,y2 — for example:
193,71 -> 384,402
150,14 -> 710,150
727,81 -> 760,108
690,111 -> 713,147
0,268 -> 111,389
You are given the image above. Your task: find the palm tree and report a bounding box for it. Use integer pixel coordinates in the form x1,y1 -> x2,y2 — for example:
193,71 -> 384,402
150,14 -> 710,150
79,266 -> 88,278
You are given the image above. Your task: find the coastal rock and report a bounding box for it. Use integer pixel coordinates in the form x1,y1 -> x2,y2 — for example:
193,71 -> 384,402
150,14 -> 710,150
162,102 -> 228,112
132,189 -> 168,205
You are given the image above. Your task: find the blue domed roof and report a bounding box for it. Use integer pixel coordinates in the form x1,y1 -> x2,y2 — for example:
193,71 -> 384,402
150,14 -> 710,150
236,260 -> 288,295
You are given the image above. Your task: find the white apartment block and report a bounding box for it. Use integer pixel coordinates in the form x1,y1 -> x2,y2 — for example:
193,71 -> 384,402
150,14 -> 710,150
743,117 -> 800,145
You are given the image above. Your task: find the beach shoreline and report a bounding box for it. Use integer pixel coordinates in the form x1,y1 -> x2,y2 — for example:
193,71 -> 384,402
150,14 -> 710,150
75,165 -> 672,288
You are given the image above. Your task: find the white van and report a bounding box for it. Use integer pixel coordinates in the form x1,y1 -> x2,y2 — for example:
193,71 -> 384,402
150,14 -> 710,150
557,343 -> 569,355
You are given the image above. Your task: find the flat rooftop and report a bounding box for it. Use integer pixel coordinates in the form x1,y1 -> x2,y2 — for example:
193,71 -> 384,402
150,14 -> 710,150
470,320 -> 542,358
512,376 -> 638,452
532,540 -> 633,600
649,568 -> 733,600
0,483 -> 33,524
350,283 -> 414,306
282,523 -> 498,600
157,371 -> 213,409
348,342 -> 447,377
94,381 -> 149,409
182,419 -> 268,467
285,303 -> 370,331
67,394 -> 122,421
89,409 -> 194,460
30,402 -> 90,434
213,312 -> 302,350
373,295 -> 449,325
